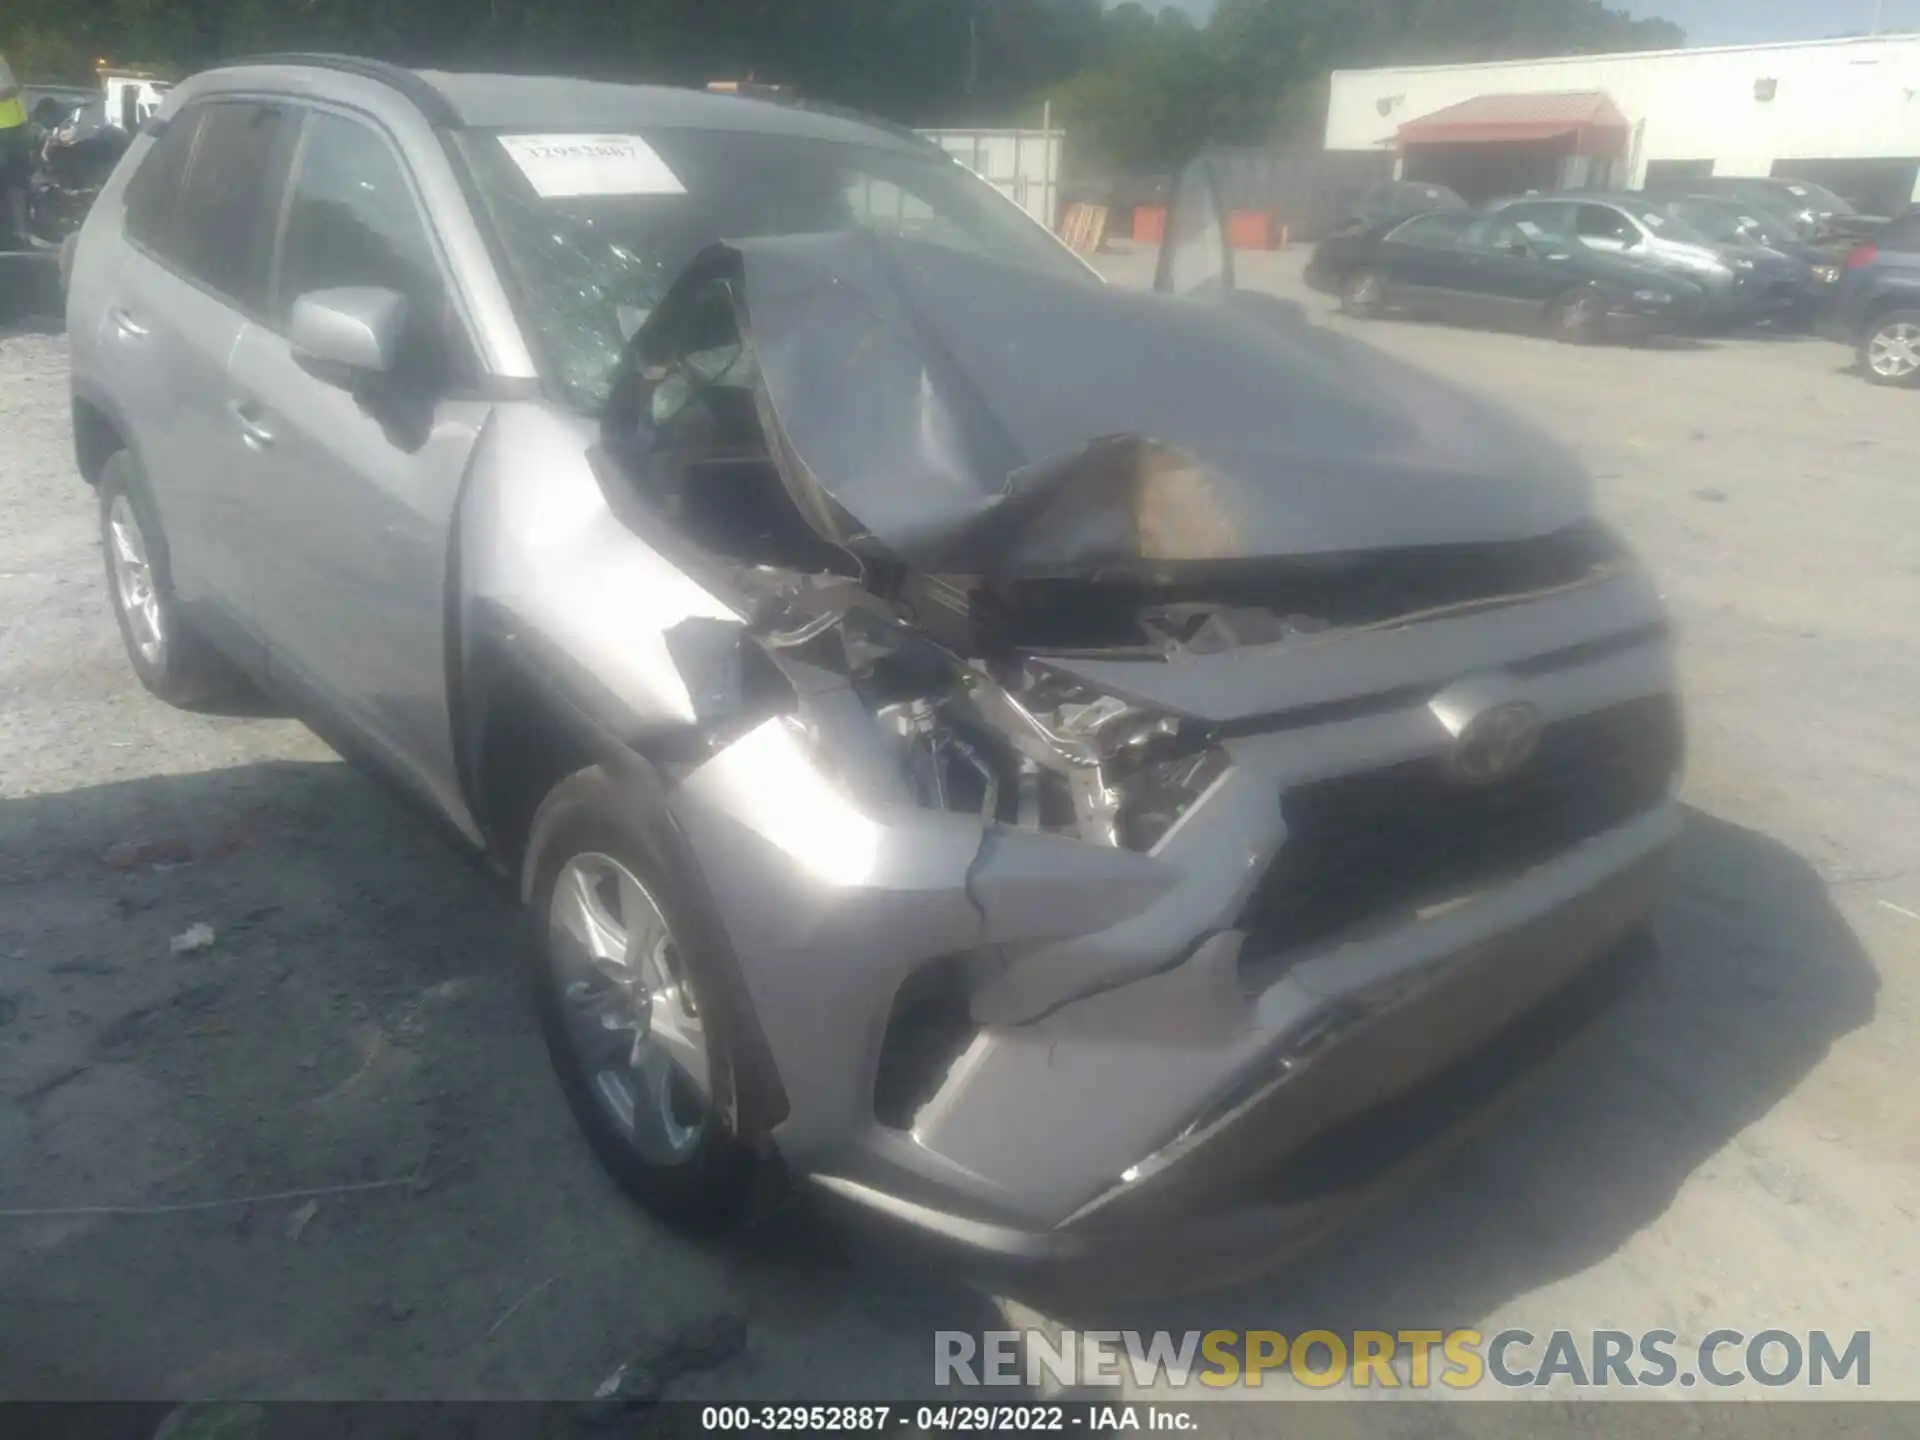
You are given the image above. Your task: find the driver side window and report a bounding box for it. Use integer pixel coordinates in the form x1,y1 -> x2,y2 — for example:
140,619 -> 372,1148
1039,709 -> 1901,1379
1575,205 -> 1637,244
274,111 -> 472,384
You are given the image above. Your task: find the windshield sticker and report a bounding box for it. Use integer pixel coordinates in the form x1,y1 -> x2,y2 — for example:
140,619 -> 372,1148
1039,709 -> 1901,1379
1516,220 -> 1543,235
498,134 -> 686,199
1643,212 -> 1665,227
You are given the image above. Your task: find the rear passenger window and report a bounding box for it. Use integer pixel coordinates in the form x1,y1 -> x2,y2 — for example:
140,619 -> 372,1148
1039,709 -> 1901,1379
275,111 -> 466,380
170,101 -> 296,312
123,110 -> 201,255
1389,213 -> 1471,249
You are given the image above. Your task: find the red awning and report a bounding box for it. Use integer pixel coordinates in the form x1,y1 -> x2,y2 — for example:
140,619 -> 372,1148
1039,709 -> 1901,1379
1397,91 -> 1630,156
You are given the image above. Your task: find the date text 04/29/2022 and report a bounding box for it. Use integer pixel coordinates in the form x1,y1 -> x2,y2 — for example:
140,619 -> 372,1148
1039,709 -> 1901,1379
699,1405 -> 1197,1432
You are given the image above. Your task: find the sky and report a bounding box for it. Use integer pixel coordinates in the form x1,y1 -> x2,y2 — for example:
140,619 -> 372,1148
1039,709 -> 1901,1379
1130,0 -> 1920,46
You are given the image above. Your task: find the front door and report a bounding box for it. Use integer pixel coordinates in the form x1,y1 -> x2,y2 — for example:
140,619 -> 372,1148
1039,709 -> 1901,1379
229,106 -> 489,826
1464,216 -> 1567,325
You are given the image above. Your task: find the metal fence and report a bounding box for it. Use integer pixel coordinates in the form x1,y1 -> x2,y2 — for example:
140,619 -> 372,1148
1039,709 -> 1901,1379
1205,146 -> 1396,241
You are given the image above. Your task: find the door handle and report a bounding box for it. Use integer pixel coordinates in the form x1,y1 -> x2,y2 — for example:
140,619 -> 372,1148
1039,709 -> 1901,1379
229,400 -> 277,450
106,306 -> 150,339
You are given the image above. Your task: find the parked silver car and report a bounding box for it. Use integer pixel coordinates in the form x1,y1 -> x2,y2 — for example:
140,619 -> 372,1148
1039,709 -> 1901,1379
67,56 -> 1682,1277
1489,193 -> 1783,323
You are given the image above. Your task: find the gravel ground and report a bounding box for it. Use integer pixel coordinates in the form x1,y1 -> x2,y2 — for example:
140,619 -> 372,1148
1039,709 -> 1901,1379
2,252 -> 1918,1419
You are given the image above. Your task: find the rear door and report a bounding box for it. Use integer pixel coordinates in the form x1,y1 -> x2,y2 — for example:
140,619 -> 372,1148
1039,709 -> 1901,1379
91,98 -> 296,662
228,105 -> 490,822
1378,212 -> 1478,317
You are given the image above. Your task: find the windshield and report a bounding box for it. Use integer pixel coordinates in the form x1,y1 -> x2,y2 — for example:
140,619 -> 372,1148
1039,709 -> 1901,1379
457,127 -> 1089,413
1779,178 -> 1853,215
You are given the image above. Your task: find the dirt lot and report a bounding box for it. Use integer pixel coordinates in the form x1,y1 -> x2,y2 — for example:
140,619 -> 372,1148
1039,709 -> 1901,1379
3,250 -> 1918,1415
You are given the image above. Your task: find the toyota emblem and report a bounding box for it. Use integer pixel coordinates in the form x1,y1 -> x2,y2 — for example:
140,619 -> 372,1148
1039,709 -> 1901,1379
1446,700 -> 1543,785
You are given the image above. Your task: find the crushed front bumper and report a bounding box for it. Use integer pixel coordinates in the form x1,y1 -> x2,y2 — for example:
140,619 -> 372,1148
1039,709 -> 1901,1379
812,806 -> 1672,1278
666,570 -> 1680,1259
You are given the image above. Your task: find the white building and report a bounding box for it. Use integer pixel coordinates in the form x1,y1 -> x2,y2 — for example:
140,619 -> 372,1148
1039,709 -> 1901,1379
1324,34 -> 1920,213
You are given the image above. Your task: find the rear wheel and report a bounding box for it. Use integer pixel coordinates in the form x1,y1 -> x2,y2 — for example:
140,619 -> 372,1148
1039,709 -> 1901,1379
1340,268 -> 1384,318
97,451 -> 234,707
526,770 -> 755,1228
1860,310 -> 1920,387
1552,285 -> 1609,345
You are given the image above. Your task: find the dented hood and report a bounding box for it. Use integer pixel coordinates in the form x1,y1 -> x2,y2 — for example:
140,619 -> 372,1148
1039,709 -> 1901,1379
642,232 -> 1591,578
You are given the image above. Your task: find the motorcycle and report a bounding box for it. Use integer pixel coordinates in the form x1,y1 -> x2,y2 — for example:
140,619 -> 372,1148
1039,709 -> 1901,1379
24,107 -> 129,249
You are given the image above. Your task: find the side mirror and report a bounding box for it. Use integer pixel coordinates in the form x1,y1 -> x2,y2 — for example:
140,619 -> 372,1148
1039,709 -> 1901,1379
1505,240 -> 1531,257
289,287 -> 408,379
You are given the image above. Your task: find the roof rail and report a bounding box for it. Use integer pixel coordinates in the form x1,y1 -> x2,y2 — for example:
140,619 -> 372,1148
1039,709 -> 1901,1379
216,52 -> 458,126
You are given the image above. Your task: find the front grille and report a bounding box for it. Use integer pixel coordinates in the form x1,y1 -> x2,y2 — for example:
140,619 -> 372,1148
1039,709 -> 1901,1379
1239,695 -> 1682,963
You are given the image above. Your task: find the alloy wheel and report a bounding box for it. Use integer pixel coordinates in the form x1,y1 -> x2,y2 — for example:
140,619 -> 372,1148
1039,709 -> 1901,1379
1867,321 -> 1920,380
547,852 -> 712,1165
107,492 -> 166,667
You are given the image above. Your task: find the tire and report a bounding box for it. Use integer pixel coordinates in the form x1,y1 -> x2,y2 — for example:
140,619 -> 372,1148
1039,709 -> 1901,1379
97,450 -> 235,707
525,768 -> 755,1229
1340,268 -> 1384,318
1552,285 -> 1609,345
1859,309 -> 1920,387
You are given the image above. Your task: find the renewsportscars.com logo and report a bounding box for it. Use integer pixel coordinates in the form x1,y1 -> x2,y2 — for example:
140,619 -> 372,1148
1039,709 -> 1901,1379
935,1328 -> 1872,1392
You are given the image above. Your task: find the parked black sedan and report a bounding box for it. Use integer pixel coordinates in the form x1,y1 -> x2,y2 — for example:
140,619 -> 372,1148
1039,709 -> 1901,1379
1307,210 -> 1705,342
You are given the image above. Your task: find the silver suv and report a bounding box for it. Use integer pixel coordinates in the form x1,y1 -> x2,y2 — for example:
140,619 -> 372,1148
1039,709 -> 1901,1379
68,56 -> 1681,1277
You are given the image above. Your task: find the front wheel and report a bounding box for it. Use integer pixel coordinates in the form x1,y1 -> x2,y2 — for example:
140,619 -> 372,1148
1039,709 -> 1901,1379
526,769 -> 755,1228
1340,268 -> 1385,318
1860,310 -> 1920,387
1552,286 -> 1610,345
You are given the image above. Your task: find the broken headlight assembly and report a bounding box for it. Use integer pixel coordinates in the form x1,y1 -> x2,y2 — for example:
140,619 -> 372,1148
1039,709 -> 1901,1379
829,607 -> 1228,853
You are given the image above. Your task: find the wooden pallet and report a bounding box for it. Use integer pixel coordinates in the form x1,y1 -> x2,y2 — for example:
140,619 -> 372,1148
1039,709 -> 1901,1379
1057,201 -> 1111,255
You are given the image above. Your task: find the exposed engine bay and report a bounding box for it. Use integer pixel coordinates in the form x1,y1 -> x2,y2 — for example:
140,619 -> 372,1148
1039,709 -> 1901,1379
597,232 -> 1628,857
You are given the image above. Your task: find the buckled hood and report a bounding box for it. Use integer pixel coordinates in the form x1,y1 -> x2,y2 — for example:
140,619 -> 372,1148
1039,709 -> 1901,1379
633,232 -> 1592,580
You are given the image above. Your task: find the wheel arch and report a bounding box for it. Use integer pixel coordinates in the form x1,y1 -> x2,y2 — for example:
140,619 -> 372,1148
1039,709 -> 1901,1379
71,388 -> 131,487
1860,294 -> 1920,340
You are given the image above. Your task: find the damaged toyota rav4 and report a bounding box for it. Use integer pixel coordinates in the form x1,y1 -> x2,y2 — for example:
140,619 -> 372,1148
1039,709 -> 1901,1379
67,57 -> 1682,1274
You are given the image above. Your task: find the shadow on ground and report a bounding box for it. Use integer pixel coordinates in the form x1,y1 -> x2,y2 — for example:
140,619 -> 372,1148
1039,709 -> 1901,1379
0,757 -> 1877,1404
0,759 -> 1007,1402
